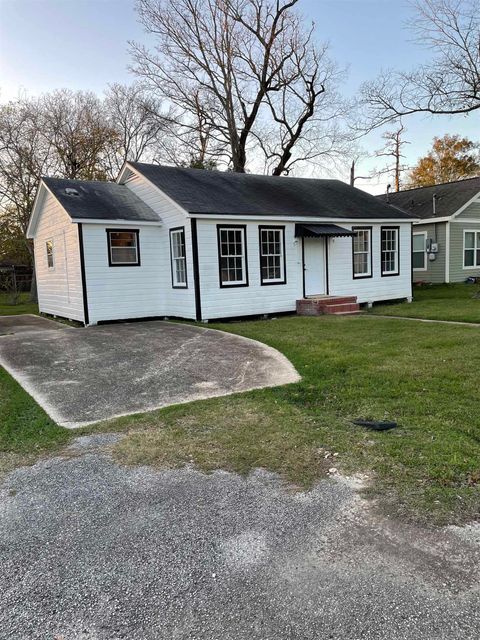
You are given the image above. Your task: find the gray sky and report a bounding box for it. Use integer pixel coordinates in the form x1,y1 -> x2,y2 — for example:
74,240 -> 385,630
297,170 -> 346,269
0,0 -> 478,192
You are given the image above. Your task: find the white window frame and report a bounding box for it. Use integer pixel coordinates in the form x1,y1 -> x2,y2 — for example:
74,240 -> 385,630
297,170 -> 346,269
259,226 -> 286,285
217,225 -> 248,287
381,227 -> 400,277
45,239 -> 54,270
463,229 -> 480,269
352,227 -> 372,279
170,227 -> 187,288
412,231 -> 427,272
107,229 -> 140,266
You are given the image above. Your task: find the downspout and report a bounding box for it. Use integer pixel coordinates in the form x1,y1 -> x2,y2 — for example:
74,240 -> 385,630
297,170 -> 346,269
445,221 -> 450,283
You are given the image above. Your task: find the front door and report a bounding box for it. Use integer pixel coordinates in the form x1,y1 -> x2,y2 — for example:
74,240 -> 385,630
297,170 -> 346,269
304,237 -> 326,296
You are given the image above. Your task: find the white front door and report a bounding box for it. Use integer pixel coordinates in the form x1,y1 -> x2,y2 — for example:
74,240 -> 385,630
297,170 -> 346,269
304,237 -> 326,296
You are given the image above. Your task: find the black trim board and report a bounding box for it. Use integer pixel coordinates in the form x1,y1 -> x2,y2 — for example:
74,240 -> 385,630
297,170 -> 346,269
191,218 -> 202,322
169,226 -> 188,289
106,228 -> 141,267
216,224 -> 249,288
77,223 -> 89,326
351,226 -> 373,280
258,225 -> 287,286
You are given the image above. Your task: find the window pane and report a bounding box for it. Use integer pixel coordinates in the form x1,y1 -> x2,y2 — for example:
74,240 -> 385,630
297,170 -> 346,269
413,235 -> 425,252
111,247 -> 137,263
465,232 -> 475,249
219,227 -> 245,284
353,228 -> 370,276
465,249 -> 475,267
170,229 -> 186,285
260,228 -> 284,282
412,252 -> 425,269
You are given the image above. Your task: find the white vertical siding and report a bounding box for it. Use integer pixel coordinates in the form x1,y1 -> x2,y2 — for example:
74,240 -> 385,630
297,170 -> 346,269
33,190 -> 85,322
123,171 -> 196,319
328,223 -> 413,303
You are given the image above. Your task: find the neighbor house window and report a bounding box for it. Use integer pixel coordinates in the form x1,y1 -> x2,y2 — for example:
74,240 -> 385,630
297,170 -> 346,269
170,227 -> 187,287
381,227 -> 400,276
352,227 -> 372,278
259,226 -> 286,284
107,229 -> 140,266
464,230 -> 480,268
412,232 -> 427,270
217,225 -> 248,287
46,239 -> 54,269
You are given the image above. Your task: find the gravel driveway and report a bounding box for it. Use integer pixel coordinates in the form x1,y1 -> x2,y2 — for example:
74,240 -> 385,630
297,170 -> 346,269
0,316 -> 299,427
1,436 -> 479,640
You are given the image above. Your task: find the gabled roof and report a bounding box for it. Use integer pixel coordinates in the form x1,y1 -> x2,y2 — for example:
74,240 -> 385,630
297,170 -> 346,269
128,162 -> 416,220
42,177 -> 159,223
377,177 -> 480,220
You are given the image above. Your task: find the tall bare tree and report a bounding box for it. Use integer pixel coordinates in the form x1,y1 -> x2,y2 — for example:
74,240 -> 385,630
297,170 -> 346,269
373,122 -> 410,192
103,83 -> 170,177
361,0 -> 480,128
130,0 -> 349,174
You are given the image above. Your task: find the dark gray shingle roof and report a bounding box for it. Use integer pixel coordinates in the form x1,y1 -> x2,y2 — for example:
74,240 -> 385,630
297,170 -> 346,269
377,177 -> 480,219
129,162 -> 416,220
42,177 -> 159,223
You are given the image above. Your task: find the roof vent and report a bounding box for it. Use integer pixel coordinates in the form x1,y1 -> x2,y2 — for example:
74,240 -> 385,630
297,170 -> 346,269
65,187 -> 80,197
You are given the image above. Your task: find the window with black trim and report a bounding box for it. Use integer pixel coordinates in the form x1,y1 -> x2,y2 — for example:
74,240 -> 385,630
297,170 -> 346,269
381,227 -> 399,276
46,239 -> 54,269
217,225 -> 248,287
170,227 -> 187,287
352,227 -> 372,278
259,226 -> 286,284
107,229 -> 140,266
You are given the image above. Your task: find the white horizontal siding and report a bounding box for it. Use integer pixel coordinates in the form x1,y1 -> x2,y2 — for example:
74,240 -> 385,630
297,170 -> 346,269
197,219 -> 412,319
329,223 -> 412,302
123,171 -> 195,319
197,219 -> 302,320
33,190 -> 84,322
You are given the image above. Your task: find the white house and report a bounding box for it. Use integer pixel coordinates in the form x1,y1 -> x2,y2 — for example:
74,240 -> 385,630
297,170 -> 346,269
27,163 -> 416,325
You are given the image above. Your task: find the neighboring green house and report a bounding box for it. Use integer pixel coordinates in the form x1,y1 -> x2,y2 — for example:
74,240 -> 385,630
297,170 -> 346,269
378,177 -> 480,283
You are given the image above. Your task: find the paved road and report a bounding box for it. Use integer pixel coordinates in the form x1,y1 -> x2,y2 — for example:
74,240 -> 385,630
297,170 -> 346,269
1,436 -> 479,640
0,316 -> 299,427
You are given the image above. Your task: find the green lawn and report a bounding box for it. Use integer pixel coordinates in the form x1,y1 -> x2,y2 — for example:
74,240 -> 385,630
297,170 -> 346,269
101,315 -> 479,525
1,314 -> 479,525
371,283 -> 480,323
0,292 -> 38,316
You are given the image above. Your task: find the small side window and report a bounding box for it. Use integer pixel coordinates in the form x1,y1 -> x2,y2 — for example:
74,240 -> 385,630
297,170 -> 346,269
412,232 -> 427,270
107,230 -> 140,266
170,227 -> 187,288
46,240 -> 54,269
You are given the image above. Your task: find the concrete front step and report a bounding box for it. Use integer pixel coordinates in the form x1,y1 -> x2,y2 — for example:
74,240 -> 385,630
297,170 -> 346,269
297,296 -> 360,316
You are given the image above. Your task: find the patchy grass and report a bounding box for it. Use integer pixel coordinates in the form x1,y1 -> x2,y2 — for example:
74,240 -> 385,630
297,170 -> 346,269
99,315 -> 480,525
0,292 -> 38,316
371,283 -> 480,323
0,367 -> 70,469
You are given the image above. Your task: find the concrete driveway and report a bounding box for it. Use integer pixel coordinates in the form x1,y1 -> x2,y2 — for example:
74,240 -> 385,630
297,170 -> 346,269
1,436 -> 479,640
0,316 -> 299,427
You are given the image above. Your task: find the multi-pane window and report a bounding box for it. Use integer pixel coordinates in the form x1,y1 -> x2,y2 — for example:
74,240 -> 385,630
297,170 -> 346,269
381,227 -> 399,276
412,233 -> 427,270
217,226 -> 247,286
260,227 -> 285,284
352,228 -> 371,278
170,227 -> 187,287
464,231 -> 480,268
46,239 -> 54,269
107,230 -> 140,266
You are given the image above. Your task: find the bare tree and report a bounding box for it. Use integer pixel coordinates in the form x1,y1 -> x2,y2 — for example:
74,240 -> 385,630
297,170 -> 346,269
41,90 -> 118,180
361,0 -> 480,128
130,0 -> 349,174
373,122 -> 410,191
103,83 -> 170,177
